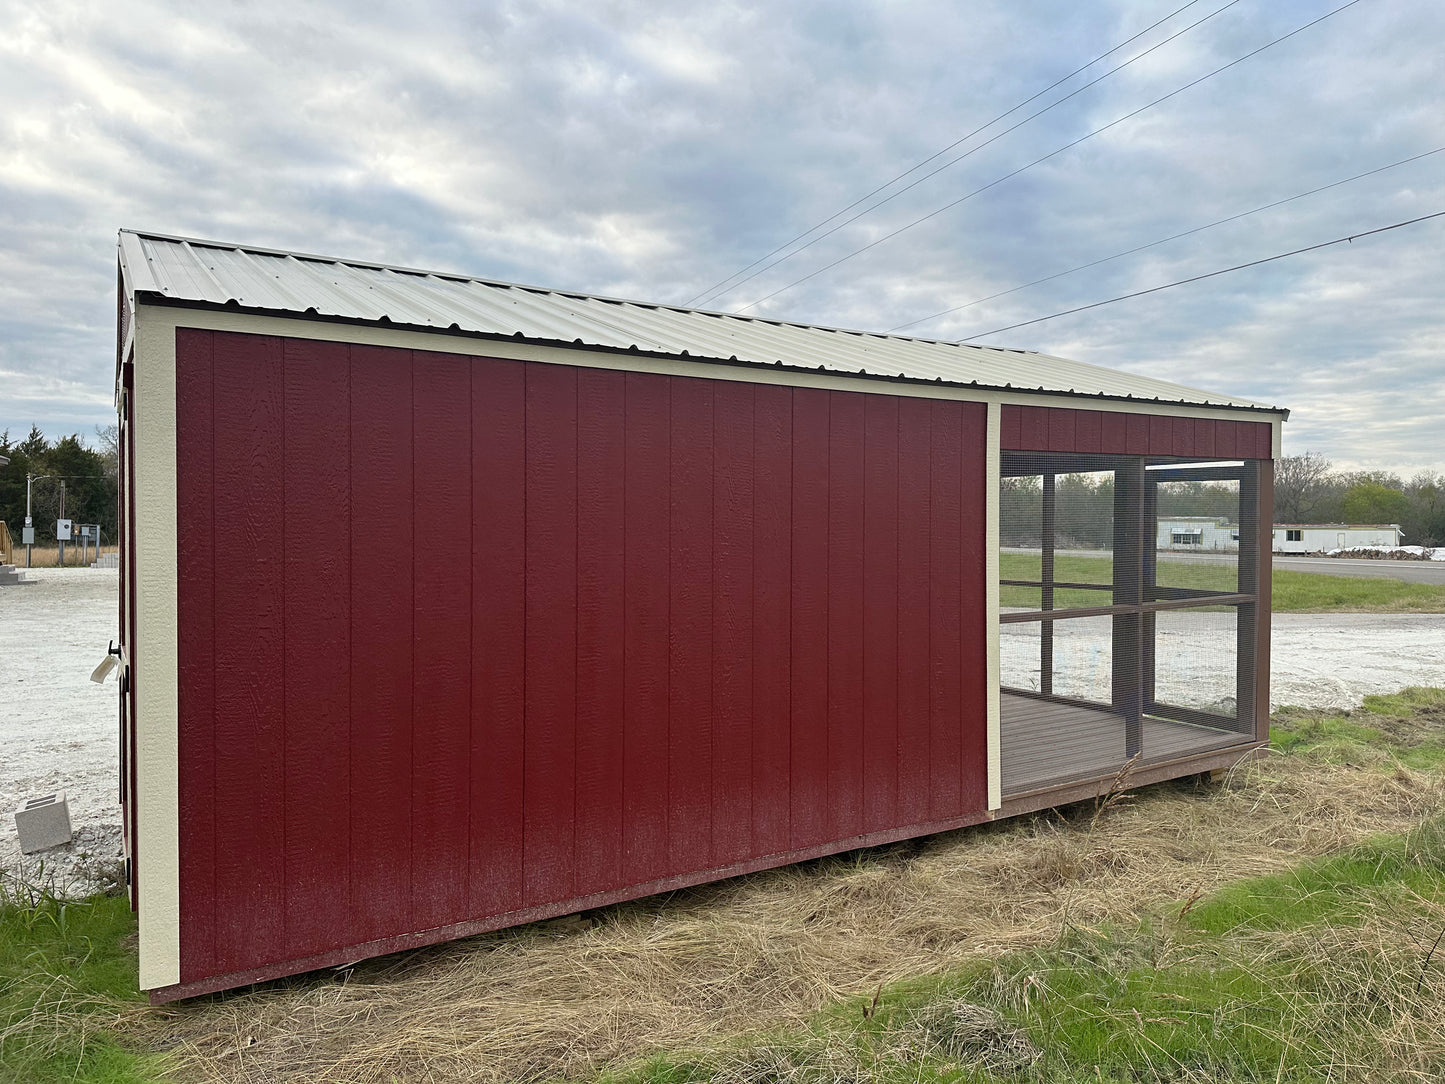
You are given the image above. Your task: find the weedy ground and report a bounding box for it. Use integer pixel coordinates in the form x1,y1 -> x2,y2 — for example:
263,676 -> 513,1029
5,688 -> 1445,1083
4,545 -> 119,569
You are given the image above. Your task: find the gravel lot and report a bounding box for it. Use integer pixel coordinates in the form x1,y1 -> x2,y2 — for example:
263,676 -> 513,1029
5,569 -> 1445,897
1,568 -> 121,896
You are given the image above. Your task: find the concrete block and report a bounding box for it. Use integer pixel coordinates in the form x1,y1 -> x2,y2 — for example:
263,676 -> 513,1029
15,792 -> 73,854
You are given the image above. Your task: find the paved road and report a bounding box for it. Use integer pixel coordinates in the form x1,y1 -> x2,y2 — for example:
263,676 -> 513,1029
1271,555 -> 1445,584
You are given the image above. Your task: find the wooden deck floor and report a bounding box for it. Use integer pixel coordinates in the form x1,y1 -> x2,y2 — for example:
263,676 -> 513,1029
1000,692 -> 1249,797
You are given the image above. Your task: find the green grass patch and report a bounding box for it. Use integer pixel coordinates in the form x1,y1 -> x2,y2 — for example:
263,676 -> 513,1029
1271,568 -> 1445,613
0,881 -> 155,1084
1000,553 -> 1242,610
1186,819 -> 1445,935
1001,551 -> 1445,613
1271,685 -> 1445,770
1359,685 -> 1445,716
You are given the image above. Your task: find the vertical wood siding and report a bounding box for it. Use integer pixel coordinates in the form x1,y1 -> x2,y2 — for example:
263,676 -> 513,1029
174,330 -> 989,983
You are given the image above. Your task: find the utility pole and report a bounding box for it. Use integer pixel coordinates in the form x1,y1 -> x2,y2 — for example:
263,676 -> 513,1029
25,473 -> 49,569
58,480 -> 66,567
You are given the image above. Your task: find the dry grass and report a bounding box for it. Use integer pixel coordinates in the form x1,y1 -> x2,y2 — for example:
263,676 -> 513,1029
6,545 -> 118,569
124,744 -> 1445,1084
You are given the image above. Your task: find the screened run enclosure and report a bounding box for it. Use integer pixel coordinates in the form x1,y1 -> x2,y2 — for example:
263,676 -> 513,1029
999,453 -> 1264,797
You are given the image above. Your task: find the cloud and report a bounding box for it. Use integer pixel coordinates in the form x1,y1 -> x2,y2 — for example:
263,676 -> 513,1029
0,0 -> 1441,475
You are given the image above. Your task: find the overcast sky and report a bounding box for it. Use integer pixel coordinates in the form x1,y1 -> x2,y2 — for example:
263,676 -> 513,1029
1,0 -> 1441,474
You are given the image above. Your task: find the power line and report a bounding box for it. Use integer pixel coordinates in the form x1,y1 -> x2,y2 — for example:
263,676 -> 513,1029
959,210 -> 1444,339
685,0 -> 1213,306
687,0 -> 1237,308
888,146 -> 1445,333
733,0 -> 1366,315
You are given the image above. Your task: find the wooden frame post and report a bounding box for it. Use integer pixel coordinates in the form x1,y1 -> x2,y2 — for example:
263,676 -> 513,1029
1111,459 -> 1145,758
1040,472 -> 1055,697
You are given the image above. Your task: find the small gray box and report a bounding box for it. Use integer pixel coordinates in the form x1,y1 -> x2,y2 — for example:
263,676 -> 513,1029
14,792 -> 73,854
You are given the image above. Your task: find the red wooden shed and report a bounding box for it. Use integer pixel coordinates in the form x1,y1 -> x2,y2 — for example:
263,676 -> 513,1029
115,230 -> 1287,1002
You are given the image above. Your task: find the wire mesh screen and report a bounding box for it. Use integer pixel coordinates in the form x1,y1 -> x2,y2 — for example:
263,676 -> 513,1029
1000,616 -> 1113,700
1001,470 -> 1115,590
999,451 -> 1261,797
1153,477 -> 1241,594
1151,606 -> 1239,714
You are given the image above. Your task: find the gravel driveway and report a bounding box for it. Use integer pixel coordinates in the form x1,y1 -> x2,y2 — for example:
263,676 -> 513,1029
2,568 -> 121,896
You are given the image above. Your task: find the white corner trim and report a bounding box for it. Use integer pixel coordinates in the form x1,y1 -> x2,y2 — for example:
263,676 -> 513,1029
132,309 -> 181,990
985,402 -> 1002,812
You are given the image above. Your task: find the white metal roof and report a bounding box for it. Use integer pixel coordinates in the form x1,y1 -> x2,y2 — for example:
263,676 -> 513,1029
118,230 -> 1285,414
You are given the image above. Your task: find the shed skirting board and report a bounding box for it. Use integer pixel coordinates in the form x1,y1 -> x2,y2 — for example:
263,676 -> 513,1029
148,804 -> 997,1004
133,306 -> 1286,433
132,309 -> 182,989
985,403 -> 1002,811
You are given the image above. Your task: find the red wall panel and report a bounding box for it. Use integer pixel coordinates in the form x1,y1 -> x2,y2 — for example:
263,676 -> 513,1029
574,368 -> 628,897
523,364 -> 579,907
348,347 -> 414,943
172,331 -> 994,994
750,387 -> 792,856
410,351 -> 472,930
826,392 -> 866,842
788,388 -> 830,851
668,378 -> 714,872
927,401 -> 965,819
711,380 -> 755,867
1000,404 -> 1271,458
210,332 -> 285,973
861,395 -> 899,834
957,412 -> 990,814
469,359 -> 526,915
894,398 -> 933,827
621,372 -> 670,884
281,338 -> 352,957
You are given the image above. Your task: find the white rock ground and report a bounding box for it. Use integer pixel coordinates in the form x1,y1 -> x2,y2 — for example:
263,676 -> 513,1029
2,568 -> 121,897
4,570 -> 1445,898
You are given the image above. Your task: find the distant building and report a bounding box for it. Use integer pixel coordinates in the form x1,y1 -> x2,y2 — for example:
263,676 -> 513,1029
1157,516 -> 1240,552
1272,523 -> 1404,552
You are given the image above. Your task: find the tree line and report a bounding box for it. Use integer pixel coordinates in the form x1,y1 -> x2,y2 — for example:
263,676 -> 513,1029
1273,452 -> 1443,546
1002,455 -> 1443,550
0,426 -> 119,546
4,429 -> 1436,553
1001,473 -> 1239,549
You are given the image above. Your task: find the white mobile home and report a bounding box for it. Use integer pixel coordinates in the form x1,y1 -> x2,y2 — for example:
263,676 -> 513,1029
1272,524 -> 1403,553
1157,516 -> 1239,552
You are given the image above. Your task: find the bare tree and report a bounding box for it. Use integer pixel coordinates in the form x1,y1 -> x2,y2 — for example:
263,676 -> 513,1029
1273,452 -> 1332,523
95,423 -> 119,481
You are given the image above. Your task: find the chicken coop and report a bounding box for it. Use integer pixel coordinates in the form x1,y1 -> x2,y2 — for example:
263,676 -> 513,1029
115,230 -> 1286,1001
